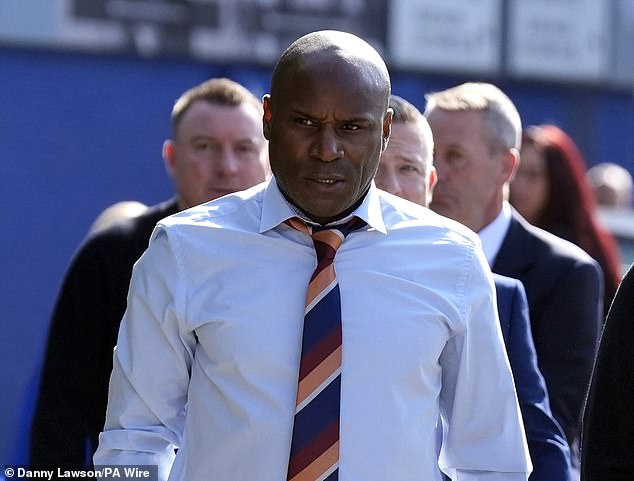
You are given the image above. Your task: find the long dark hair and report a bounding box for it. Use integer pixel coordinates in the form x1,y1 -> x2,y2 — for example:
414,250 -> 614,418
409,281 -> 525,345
523,124 -> 622,314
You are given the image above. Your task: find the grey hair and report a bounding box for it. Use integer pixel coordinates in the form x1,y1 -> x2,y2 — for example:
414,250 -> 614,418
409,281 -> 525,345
424,82 -> 522,152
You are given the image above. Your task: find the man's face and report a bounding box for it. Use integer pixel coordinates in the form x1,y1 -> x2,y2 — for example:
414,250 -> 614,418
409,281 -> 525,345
165,100 -> 269,209
427,109 -> 505,232
264,57 -> 391,224
375,122 -> 435,207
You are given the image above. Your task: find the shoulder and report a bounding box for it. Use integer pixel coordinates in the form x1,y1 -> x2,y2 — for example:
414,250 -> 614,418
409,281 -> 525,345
156,184 -> 265,237
85,199 -> 175,245
61,199 -> 176,275
493,273 -> 523,293
376,191 -> 489,299
499,214 -> 602,301
492,274 -> 528,315
377,189 -> 481,249
510,213 -> 598,268
607,262 -> 634,317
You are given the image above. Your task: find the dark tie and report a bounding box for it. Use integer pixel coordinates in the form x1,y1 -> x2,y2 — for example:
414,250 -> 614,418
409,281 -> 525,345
285,217 -> 365,481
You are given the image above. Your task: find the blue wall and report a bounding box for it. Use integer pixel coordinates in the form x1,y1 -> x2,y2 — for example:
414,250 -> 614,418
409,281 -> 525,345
1,47 -> 632,463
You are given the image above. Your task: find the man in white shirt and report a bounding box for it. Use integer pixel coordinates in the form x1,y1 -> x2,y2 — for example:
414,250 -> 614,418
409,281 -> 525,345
95,30 -> 531,481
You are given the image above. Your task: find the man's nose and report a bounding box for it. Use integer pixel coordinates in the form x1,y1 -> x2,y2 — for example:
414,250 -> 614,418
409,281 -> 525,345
215,148 -> 240,175
313,127 -> 343,162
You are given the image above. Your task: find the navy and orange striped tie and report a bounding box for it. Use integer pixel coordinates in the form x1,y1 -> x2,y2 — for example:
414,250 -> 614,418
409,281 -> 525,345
286,217 -> 365,481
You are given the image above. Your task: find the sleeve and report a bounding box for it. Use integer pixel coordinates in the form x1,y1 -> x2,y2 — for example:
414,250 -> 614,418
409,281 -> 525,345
581,263 -> 634,481
438,246 -> 532,481
533,258 -> 602,444
30,236 -> 121,467
503,278 -> 572,481
93,227 -> 196,481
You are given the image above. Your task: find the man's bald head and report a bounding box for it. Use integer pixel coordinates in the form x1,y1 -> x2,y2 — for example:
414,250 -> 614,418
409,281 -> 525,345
270,30 -> 391,110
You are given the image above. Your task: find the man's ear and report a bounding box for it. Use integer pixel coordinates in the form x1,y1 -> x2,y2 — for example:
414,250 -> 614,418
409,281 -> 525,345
163,140 -> 176,176
501,148 -> 520,184
429,166 -> 438,190
426,166 -> 438,207
381,108 -> 393,152
262,95 -> 272,140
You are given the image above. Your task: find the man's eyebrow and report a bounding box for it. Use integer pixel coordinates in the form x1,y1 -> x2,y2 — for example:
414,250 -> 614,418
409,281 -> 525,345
398,155 -> 423,164
289,108 -> 312,117
289,109 -> 373,123
342,115 -> 374,123
446,141 -> 466,150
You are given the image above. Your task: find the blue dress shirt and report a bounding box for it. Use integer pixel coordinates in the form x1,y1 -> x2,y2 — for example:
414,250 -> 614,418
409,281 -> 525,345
95,180 -> 531,481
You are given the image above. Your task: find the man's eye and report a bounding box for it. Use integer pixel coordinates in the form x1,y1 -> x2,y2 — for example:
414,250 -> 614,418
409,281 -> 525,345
447,151 -> 465,165
296,118 -> 314,126
341,124 -> 360,131
400,165 -> 422,175
236,143 -> 257,155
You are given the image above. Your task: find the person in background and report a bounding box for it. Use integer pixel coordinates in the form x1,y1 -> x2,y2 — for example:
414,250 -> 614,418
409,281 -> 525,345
376,94 -> 572,481
95,30 -> 531,480
586,162 -> 633,209
510,125 -> 622,315
374,94 -> 436,206
424,82 -> 603,471
581,261 -> 634,480
30,77 -> 270,467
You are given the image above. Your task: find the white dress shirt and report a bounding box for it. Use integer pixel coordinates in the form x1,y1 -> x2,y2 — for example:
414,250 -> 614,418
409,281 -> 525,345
478,201 -> 513,266
95,179 -> 531,481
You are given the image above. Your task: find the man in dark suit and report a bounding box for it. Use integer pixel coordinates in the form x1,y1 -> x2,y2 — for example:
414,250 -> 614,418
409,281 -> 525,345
376,94 -> 572,480
491,210 -> 602,445
30,78 -> 270,467
424,82 -> 603,470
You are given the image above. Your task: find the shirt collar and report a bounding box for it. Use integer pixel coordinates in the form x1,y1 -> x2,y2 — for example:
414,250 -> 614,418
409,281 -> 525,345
478,201 -> 512,266
259,178 -> 387,234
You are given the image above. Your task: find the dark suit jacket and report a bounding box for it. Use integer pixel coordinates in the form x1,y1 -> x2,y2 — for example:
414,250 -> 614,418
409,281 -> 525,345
492,212 -> 603,446
30,198 -> 179,467
581,262 -> 634,481
494,273 -> 571,481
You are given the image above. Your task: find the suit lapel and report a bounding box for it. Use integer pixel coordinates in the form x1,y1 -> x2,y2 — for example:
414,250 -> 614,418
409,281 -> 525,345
492,212 -> 537,278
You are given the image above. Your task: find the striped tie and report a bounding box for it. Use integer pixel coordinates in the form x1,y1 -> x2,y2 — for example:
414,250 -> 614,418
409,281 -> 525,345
285,217 -> 365,481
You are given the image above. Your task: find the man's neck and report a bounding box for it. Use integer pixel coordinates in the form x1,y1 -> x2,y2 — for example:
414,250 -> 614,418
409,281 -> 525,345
280,187 -> 370,226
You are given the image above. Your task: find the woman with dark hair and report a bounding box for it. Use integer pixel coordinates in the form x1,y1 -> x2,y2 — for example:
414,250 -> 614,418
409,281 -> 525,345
510,124 -> 622,317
